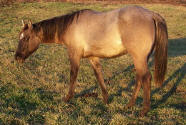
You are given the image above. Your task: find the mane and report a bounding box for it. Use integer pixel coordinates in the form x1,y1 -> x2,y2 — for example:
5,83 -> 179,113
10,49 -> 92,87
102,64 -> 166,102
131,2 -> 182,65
33,9 -> 91,43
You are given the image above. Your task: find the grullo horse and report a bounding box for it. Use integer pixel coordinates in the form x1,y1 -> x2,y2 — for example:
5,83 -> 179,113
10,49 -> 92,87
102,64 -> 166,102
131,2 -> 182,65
15,6 -> 168,116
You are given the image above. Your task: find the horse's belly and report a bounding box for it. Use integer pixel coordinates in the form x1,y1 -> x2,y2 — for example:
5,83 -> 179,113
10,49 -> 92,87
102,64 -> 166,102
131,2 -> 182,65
83,39 -> 127,58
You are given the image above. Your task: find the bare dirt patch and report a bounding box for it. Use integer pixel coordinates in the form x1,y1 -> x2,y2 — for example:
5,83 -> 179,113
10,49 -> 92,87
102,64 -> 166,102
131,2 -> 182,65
1,0 -> 186,7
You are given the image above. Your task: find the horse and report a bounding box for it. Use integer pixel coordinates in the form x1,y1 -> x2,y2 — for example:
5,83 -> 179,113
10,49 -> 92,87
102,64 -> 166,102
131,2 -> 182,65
15,5 -> 168,116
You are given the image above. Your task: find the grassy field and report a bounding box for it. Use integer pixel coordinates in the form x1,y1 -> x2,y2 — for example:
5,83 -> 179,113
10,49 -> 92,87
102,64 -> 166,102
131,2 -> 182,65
0,2 -> 186,125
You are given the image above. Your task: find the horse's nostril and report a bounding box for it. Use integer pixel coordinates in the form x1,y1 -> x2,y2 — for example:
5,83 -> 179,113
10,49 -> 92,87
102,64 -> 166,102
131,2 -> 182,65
15,53 -> 19,60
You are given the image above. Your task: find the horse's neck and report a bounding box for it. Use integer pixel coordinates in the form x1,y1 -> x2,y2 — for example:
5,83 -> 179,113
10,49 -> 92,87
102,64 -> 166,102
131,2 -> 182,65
39,25 -> 57,44
38,22 -> 65,45
36,12 -> 80,45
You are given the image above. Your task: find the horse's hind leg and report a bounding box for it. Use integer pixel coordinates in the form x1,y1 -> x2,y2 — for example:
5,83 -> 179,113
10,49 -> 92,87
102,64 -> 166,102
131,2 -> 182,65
127,57 -> 152,116
141,70 -> 151,116
89,57 -> 108,104
126,72 -> 142,108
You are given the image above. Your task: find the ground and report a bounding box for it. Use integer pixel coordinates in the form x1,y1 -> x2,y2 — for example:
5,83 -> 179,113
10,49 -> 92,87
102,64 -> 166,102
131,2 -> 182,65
0,2 -> 186,125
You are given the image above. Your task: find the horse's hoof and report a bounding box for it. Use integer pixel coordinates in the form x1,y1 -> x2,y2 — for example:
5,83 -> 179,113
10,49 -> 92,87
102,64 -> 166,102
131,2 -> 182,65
62,96 -> 71,102
62,97 -> 68,102
125,102 -> 135,109
103,97 -> 108,104
139,111 -> 146,117
103,93 -> 108,104
139,108 -> 149,117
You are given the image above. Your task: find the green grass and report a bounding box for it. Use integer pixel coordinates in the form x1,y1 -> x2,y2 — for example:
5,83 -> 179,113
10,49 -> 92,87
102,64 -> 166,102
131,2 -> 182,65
0,2 -> 186,125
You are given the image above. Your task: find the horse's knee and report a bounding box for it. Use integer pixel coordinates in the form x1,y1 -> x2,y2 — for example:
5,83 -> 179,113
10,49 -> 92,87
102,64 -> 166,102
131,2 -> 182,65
146,72 -> 152,83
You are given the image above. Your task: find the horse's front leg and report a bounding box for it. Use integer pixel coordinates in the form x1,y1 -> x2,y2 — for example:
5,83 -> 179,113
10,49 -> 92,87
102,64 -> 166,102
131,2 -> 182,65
63,51 -> 81,102
89,57 -> 108,104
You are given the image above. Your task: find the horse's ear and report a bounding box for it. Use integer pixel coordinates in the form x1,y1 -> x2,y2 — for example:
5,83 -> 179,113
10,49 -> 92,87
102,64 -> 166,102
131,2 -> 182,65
28,20 -> 33,29
22,20 -> 25,28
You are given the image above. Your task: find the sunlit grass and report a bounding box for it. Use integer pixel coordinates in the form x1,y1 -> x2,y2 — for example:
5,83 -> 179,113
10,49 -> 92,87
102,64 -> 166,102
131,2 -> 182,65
0,2 -> 186,124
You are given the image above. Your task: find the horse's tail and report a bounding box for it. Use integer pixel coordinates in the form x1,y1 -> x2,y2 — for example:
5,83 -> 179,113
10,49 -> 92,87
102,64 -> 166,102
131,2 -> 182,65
153,13 -> 168,87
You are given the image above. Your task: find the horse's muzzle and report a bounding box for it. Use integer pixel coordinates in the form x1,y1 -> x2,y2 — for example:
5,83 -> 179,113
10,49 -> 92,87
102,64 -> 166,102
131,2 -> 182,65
15,53 -> 25,63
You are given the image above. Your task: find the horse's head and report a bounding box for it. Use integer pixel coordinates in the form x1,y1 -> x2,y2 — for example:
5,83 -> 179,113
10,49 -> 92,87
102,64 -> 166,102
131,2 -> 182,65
15,20 -> 41,63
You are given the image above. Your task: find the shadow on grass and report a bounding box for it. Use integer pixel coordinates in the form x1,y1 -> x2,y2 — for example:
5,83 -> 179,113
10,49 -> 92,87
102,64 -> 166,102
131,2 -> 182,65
151,62 -> 186,109
0,85 -> 61,124
0,84 -> 37,116
168,38 -> 186,57
107,64 -> 134,102
74,85 -> 98,98
151,38 -> 186,109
